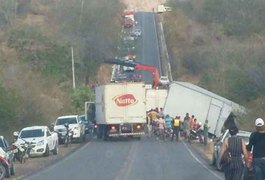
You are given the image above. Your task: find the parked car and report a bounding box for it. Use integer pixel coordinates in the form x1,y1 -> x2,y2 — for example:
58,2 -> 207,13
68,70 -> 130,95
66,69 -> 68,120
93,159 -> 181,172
123,60 -> 135,72
123,35 -> 135,41
0,136 -> 15,179
211,129 -> 251,170
131,28 -> 141,37
79,115 -> 92,134
54,115 -> 85,144
13,126 -> 58,157
159,76 -> 170,86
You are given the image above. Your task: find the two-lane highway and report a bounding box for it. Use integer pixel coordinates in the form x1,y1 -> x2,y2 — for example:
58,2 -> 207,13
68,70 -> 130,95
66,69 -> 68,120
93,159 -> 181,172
26,137 -> 224,180
26,10 -> 225,180
135,12 -> 161,85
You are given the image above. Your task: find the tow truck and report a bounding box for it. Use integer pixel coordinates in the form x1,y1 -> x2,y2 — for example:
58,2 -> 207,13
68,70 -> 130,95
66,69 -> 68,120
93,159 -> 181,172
104,59 -> 160,89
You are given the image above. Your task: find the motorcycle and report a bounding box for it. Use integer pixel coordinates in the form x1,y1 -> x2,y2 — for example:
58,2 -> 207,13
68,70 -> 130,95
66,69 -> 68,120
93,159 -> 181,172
164,128 -> 173,140
12,139 -> 32,163
64,123 -> 73,147
188,129 -> 204,144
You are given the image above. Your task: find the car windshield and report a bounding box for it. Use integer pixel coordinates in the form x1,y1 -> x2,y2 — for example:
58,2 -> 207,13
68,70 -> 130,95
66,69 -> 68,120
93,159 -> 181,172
56,117 -> 77,125
20,129 -> 44,138
79,115 -> 86,123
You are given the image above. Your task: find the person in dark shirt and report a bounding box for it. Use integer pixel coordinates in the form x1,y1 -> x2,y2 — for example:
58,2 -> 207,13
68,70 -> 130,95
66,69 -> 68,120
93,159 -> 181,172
246,118 -> 265,180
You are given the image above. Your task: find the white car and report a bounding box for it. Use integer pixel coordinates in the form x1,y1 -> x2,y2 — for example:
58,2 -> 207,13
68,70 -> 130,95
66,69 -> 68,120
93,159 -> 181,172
54,115 -> 85,144
123,60 -> 135,72
159,76 -> 170,86
131,29 -> 142,37
14,126 -> 58,157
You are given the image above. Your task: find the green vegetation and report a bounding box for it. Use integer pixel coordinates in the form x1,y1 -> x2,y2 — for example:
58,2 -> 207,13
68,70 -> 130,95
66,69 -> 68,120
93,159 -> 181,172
71,86 -> 95,114
0,83 -> 18,135
0,0 -> 123,135
164,0 -> 265,129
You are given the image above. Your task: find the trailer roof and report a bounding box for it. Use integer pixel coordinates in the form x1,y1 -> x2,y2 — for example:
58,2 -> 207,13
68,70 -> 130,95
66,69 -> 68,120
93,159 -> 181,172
171,81 -> 245,112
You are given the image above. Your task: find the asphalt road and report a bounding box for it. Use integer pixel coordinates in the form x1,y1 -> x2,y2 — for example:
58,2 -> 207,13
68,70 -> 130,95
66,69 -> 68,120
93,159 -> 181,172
135,12 -> 161,85
25,10 -> 225,180
26,137 -> 224,180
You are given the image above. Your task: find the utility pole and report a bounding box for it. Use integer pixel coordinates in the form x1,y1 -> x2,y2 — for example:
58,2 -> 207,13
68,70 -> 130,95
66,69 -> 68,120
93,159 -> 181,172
71,47 -> 76,89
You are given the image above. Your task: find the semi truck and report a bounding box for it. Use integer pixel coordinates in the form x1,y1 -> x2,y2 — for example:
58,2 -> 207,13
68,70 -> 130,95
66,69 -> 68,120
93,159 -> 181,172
163,81 -> 245,138
86,82 -> 147,140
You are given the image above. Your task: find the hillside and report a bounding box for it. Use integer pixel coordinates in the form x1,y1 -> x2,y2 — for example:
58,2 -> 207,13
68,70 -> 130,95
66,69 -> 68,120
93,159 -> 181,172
0,0 -> 263,135
162,0 -> 265,130
0,0 -> 123,136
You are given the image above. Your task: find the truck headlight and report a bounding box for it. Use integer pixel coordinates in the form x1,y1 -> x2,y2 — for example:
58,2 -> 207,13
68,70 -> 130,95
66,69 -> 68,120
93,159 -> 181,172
37,140 -> 44,146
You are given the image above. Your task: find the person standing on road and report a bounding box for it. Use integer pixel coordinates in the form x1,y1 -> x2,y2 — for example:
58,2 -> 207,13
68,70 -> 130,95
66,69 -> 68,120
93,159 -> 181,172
171,116 -> 181,141
246,118 -> 265,180
219,126 -> 248,180
189,115 -> 195,130
183,113 -> 190,139
156,115 -> 165,141
164,114 -> 173,129
203,120 -> 210,146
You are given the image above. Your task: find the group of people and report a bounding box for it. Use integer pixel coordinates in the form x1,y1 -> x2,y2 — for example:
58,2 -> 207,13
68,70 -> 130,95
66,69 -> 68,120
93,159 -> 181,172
146,109 -> 210,144
219,118 -> 265,180
146,108 -> 181,141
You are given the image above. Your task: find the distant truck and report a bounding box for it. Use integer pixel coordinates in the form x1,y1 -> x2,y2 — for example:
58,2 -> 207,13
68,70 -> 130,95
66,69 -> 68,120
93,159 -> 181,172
154,5 -> 172,13
163,82 -> 245,138
86,82 -> 147,140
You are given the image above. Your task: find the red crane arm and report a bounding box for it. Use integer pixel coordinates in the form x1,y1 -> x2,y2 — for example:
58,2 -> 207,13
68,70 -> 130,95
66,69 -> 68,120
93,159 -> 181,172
134,64 -> 159,88
103,59 -> 160,89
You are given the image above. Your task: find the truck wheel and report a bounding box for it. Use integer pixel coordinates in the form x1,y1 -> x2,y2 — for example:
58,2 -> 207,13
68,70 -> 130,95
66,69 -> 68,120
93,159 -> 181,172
97,125 -> 103,139
44,145 -> 50,157
53,143 -> 58,155
103,127 -> 109,141
0,163 -> 7,179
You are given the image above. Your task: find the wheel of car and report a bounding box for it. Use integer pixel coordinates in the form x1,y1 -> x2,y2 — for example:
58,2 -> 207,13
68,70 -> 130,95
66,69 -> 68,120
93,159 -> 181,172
211,153 -> 216,166
0,163 -> 6,179
10,162 -> 15,176
52,143 -> 58,155
58,138 -> 64,145
216,156 -> 223,171
44,145 -> 50,157
82,134 -> 86,142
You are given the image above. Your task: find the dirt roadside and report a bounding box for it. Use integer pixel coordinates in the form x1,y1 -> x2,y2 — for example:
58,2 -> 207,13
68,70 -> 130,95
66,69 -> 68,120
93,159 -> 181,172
191,140 -> 214,163
11,136 -> 92,180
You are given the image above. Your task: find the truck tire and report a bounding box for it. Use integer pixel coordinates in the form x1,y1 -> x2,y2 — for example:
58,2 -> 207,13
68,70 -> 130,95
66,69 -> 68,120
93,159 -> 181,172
97,125 -> 103,139
103,126 -> 109,141
0,163 -> 6,179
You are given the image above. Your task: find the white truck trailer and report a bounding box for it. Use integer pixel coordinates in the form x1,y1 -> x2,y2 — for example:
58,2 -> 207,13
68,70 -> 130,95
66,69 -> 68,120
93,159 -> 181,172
163,81 -> 245,137
86,82 -> 147,140
145,87 -> 168,112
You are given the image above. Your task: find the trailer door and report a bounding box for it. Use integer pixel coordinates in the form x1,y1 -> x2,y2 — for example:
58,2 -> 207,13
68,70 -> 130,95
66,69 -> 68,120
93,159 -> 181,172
207,99 -> 222,136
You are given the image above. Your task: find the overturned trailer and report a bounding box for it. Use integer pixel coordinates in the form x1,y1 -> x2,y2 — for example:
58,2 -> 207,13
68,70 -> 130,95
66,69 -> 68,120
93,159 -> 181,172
163,81 -> 245,137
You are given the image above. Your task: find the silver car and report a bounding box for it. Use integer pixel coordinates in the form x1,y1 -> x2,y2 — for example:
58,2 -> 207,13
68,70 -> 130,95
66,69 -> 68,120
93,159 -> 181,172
211,129 -> 251,170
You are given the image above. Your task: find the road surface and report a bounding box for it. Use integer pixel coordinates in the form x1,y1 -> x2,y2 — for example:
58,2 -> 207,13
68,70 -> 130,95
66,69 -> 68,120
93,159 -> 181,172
26,137 -> 224,180
135,12 -> 161,85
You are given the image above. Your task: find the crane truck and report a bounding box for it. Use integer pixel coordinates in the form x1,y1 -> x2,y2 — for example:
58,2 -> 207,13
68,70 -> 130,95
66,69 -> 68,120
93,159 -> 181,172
104,59 -> 160,89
